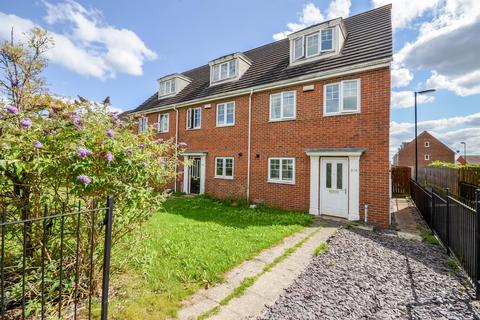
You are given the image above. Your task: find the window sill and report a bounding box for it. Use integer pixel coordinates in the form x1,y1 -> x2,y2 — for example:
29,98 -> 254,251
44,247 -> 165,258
323,110 -> 360,117
158,130 -> 169,134
186,127 -> 201,131
267,179 -> 295,185
216,123 -> 235,128
215,176 -> 234,180
268,117 -> 296,123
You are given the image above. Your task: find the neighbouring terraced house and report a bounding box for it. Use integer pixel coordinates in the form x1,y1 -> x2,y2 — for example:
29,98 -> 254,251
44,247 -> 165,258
127,5 -> 393,227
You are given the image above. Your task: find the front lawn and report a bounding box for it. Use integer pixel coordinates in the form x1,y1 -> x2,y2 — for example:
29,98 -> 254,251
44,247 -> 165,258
107,195 -> 313,319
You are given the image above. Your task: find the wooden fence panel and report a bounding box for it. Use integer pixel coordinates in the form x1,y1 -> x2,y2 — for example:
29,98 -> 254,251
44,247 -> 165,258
391,166 -> 411,195
420,167 -> 459,195
460,167 -> 480,185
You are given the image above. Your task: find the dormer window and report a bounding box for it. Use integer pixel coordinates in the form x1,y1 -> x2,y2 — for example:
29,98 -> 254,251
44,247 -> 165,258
288,18 -> 346,66
157,73 -> 192,99
209,53 -> 252,86
213,60 -> 237,82
160,79 -> 176,96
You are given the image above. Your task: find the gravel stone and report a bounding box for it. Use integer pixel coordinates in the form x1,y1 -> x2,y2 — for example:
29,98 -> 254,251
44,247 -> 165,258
258,228 -> 478,320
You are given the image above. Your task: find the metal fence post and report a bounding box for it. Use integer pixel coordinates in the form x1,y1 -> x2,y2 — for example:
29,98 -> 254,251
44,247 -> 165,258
476,189 -> 480,300
446,188 -> 450,255
431,191 -> 435,228
101,196 -> 114,320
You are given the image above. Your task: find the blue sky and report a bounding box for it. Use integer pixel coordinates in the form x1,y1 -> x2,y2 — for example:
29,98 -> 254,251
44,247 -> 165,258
1,0 -> 479,159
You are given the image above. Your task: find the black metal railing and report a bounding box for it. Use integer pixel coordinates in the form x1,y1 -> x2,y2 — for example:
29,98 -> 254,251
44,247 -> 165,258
410,179 -> 479,299
460,181 -> 480,208
0,196 -> 114,320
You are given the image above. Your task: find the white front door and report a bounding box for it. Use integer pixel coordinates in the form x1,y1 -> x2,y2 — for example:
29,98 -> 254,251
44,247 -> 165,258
321,158 -> 349,218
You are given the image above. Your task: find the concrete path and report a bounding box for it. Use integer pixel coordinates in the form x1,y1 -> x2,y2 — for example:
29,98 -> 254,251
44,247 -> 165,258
177,219 -> 339,320
391,197 -> 422,241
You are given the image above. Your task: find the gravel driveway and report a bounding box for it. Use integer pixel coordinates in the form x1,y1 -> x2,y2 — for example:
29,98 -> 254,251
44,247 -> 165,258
259,227 -> 479,320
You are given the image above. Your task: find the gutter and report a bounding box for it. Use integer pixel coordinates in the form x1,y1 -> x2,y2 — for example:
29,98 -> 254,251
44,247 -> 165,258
131,58 -> 391,116
246,89 -> 254,201
174,105 -> 179,192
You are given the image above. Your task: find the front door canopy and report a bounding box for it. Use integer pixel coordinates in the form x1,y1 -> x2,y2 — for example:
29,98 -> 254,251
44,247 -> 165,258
305,148 -> 366,157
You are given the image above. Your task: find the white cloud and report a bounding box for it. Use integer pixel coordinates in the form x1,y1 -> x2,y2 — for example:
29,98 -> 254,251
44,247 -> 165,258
273,1 -> 351,41
391,91 -> 434,109
0,0 -> 157,79
372,0 -> 440,31
390,112 -> 480,158
394,0 -> 480,97
391,66 -> 413,88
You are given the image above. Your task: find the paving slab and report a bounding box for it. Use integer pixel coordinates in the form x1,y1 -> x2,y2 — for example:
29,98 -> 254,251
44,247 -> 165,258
210,226 -> 338,319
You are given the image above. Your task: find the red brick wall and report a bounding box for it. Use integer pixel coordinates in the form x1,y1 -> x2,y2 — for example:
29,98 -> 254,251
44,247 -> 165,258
137,67 -> 391,226
396,132 -> 455,167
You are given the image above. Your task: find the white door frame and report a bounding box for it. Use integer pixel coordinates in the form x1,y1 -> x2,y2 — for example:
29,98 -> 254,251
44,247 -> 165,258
183,152 -> 207,194
320,157 -> 349,218
306,149 -> 365,221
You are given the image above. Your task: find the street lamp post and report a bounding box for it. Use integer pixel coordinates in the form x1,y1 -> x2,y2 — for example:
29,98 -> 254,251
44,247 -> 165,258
461,142 -> 466,164
414,89 -> 436,181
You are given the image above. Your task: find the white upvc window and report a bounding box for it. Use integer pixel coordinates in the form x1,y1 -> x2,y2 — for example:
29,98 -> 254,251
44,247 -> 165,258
425,154 -> 430,161
212,60 -> 237,82
425,141 -> 430,148
294,36 -> 305,60
321,29 -> 333,51
268,158 -> 295,184
324,79 -> 361,115
186,107 -> 201,129
158,113 -> 169,133
216,102 -> 235,127
293,28 -> 334,61
159,79 -> 176,96
138,117 -> 148,133
306,33 -> 319,57
269,91 -> 296,121
215,157 -> 234,179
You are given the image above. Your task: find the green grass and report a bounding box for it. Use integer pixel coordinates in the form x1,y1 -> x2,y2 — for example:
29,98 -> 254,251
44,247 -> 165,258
314,242 -> 329,256
107,195 -> 313,319
417,225 -> 440,245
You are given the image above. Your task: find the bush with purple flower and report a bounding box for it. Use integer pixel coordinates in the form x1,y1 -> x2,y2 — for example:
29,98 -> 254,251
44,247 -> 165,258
106,129 -> 114,139
76,175 -> 92,185
77,147 -> 93,158
34,141 -> 43,149
21,118 -> 32,128
5,105 -> 19,114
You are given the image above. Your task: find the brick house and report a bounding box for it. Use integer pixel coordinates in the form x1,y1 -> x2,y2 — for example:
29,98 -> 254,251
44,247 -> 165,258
127,6 -> 392,226
457,155 -> 480,165
392,131 -> 455,167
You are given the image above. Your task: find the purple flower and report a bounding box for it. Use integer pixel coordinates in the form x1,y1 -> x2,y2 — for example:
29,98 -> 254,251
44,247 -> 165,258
76,175 -> 91,185
72,117 -> 82,128
156,138 -> 164,143
105,152 -> 113,163
21,118 -> 32,128
34,141 -> 43,149
5,105 -> 18,114
126,149 -> 133,156
138,144 -> 145,150
106,129 -> 114,139
77,147 -> 93,158
149,153 -> 156,158
179,142 -> 188,147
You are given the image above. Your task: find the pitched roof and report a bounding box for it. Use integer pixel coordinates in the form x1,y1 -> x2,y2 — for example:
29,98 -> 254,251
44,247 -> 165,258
129,5 -> 392,114
458,155 -> 480,164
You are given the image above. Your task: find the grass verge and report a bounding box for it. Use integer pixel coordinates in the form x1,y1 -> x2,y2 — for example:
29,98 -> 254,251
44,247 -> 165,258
106,195 -> 313,319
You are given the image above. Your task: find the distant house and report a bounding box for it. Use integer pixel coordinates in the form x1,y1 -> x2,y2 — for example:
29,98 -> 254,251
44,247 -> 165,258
457,155 -> 480,165
393,131 -> 455,167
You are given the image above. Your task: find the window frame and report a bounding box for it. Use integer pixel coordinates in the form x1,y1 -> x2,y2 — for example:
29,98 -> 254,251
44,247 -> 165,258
425,141 -> 430,148
138,116 -> 148,133
425,154 -> 430,161
159,79 -> 176,97
216,102 -> 235,127
320,28 -> 334,52
215,157 -> 234,180
293,36 -> 305,61
157,113 -> 169,133
268,157 -> 295,184
186,107 -> 202,130
269,90 -> 297,122
305,33 -> 320,58
211,60 -> 238,83
323,79 -> 361,116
